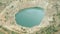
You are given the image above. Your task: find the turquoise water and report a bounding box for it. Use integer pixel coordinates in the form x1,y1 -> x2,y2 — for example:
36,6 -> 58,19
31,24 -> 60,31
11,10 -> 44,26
15,7 -> 45,27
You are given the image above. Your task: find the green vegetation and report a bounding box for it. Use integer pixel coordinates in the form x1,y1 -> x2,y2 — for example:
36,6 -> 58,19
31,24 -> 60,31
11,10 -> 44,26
11,31 -> 19,34
35,24 -> 59,34
0,25 -> 2,28
0,31 -> 5,34
0,2 -> 2,6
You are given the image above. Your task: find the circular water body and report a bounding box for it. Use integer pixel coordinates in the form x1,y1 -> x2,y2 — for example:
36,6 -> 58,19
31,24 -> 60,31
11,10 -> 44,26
15,7 -> 45,27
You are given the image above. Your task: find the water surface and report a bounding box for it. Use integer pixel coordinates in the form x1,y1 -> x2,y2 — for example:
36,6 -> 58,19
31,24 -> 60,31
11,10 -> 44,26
15,7 -> 45,27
